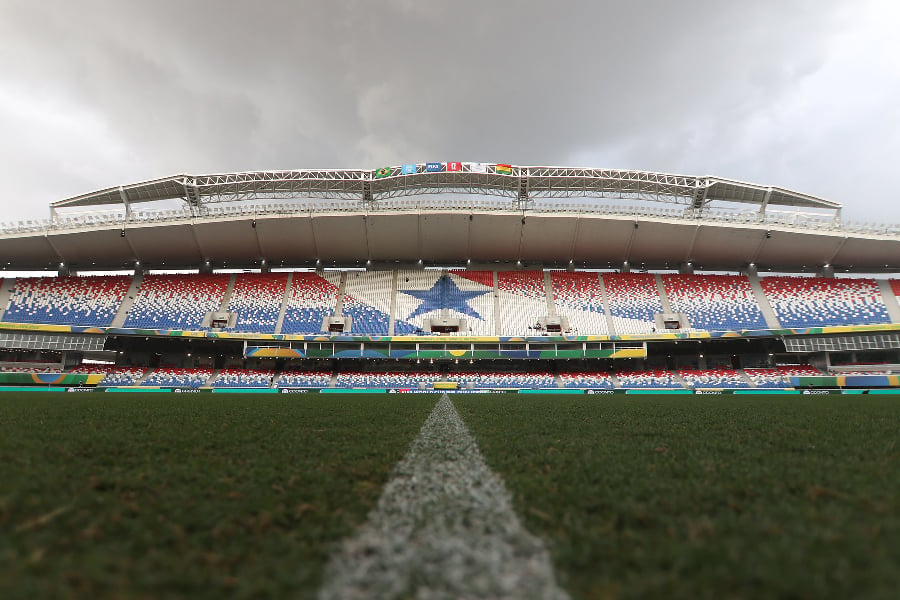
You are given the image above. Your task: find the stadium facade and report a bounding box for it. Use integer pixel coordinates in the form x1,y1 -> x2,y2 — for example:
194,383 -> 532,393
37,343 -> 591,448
2,163 -> 900,392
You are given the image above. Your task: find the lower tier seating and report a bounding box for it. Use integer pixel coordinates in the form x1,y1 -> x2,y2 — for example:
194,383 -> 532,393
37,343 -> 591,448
678,368 -> 750,388
212,368 -> 274,388
141,367 -> 214,388
559,371 -> 614,389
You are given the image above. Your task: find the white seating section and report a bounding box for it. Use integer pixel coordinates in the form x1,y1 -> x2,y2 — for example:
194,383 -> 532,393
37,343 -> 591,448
212,368 -> 274,388
141,367 -> 213,388
760,276 -> 890,328
448,271 -> 497,335
663,275 -> 767,331
334,371 -> 440,389
276,370 -> 333,388
678,368 -> 750,388
602,273 -> 661,334
221,273 -> 289,333
280,272 -> 341,334
395,270 -> 496,336
744,366 -> 822,388
550,271 -> 609,335
342,271 -> 403,335
5,275 -> 132,326
448,371 -> 557,389
559,371 -> 614,389
0,365 -> 64,373
616,369 -> 683,388
497,271 -> 549,336
125,273 -> 229,330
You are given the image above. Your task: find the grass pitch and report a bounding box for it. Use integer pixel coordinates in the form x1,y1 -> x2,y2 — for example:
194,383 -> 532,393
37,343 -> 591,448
455,394 -> 900,599
1,392 -> 898,599
0,392 -> 432,599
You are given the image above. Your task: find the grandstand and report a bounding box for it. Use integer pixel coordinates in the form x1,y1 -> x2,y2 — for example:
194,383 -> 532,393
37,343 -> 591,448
1,163 -> 900,391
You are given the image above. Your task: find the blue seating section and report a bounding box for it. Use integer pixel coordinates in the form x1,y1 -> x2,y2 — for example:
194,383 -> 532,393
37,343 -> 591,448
220,273 -> 289,333
125,274 -> 229,330
212,368 -> 273,388
5,275 -> 131,327
334,371 -> 440,389
559,372 -> 614,389
616,369 -> 682,388
277,371 -> 332,388
142,368 -> 212,388
679,369 -> 750,388
448,371 -> 557,389
663,274 -> 767,331
280,272 -> 340,334
602,273 -> 662,334
761,277 -> 891,328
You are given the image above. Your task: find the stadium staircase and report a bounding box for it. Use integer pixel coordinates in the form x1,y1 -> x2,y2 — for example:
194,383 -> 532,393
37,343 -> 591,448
876,280 -> 900,323
203,368 -> 221,387
133,368 -> 155,386
111,272 -> 142,328
542,272 -> 556,316
595,275 -> 617,335
334,273 -> 347,318
746,273 -> 782,328
218,275 -> 238,312
737,370 -> 757,387
273,272 -> 294,334
0,277 -> 14,322
654,274 -> 674,314
388,271 -> 399,335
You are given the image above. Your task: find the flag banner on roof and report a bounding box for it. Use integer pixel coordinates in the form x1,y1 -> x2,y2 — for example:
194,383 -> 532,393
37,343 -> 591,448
425,162 -> 442,172
470,162 -> 488,173
446,162 -> 462,172
375,166 -> 392,178
402,164 -> 417,175
496,164 -> 513,175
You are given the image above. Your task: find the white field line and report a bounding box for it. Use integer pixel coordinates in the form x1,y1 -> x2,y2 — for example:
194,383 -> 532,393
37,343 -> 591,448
318,394 -> 569,600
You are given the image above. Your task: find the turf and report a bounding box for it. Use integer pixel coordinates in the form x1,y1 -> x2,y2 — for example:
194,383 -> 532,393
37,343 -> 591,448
455,394 -> 900,599
0,392 -> 433,599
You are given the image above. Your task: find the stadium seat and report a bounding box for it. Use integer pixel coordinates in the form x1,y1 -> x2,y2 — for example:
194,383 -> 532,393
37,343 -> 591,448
276,370 -> 333,388
615,369 -> 682,388
280,272 -> 341,334
446,371 -> 557,389
211,367 -> 274,388
5,275 -> 132,327
334,371 -> 440,389
141,367 -> 214,388
662,274 -> 767,331
341,271 -> 401,335
678,368 -> 750,388
496,271 -> 548,336
558,371 -> 614,389
761,276 -> 890,328
550,271 -> 609,335
218,273 -> 290,333
125,273 -> 229,330
601,273 -> 662,334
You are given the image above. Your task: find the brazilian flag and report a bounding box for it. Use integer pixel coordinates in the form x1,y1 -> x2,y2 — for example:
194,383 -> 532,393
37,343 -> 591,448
375,166 -> 392,178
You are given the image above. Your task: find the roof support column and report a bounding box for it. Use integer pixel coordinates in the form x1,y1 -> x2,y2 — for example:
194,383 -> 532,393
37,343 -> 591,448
759,187 -> 773,218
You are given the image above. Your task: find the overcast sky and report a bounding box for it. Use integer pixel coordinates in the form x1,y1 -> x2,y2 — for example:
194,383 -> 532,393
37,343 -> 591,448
1,0 -> 898,223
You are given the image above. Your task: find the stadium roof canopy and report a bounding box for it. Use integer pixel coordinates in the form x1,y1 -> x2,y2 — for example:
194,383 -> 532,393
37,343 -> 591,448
2,164 -> 898,274
49,165 -> 841,214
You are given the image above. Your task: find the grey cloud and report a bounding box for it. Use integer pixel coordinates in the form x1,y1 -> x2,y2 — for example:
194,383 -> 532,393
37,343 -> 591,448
0,0 -> 896,223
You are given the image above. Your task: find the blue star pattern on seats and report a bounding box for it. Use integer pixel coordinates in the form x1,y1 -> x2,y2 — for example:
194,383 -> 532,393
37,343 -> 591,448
402,275 -> 491,320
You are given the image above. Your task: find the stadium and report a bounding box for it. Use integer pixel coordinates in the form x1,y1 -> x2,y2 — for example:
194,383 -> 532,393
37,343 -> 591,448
1,162 -> 900,391
3,163 -> 899,598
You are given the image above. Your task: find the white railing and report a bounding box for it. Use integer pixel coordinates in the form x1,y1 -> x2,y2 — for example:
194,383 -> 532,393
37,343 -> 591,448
2,200 -> 898,238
